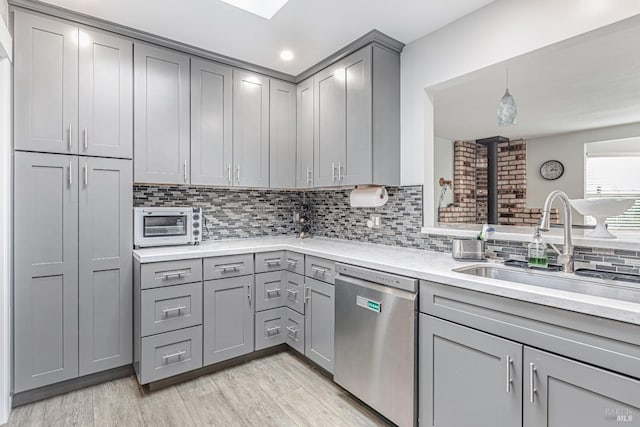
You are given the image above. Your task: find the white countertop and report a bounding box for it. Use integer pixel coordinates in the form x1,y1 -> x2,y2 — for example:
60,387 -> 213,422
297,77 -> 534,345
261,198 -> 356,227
134,237 -> 640,326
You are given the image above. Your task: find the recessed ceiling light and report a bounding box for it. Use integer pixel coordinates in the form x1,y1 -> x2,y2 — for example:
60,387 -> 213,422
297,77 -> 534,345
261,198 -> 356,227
219,0 -> 289,20
280,50 -> 294,61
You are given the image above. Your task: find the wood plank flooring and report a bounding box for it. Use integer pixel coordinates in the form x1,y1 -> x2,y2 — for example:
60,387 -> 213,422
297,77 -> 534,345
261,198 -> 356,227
8,351 -> 392,427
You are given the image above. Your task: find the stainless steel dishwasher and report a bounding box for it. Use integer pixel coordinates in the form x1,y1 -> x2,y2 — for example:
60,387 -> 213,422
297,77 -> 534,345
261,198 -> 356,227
334,263 -> 418,427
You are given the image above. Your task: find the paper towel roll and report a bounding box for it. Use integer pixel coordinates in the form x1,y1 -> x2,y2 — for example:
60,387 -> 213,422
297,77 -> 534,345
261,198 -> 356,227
349,186 -> 389,208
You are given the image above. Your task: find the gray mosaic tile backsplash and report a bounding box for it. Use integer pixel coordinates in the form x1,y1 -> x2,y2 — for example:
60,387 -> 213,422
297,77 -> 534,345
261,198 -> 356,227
133,184 -> 640,275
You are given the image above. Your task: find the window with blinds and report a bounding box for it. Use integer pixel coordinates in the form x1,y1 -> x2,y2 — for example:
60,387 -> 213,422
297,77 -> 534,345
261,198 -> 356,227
585,155 -> 640,230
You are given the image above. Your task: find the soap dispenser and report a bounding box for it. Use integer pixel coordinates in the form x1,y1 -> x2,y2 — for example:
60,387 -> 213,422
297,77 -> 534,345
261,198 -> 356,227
528,226 -> 548,268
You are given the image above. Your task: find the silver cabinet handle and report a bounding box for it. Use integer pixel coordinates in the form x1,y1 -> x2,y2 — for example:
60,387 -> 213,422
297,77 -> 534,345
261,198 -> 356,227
184,160 -> 188,182
83,126 -> 88,150
311,265 -> 327,276
529,363 -> 537,403
287,259 -> 298,266
162,305 -> 187,315
286,289 -> 298,300
265,258 -> 281,266
286,326 -> 298,339
220,264 -> 242,272
505,355 -> 512,393
304,285 -> 311,304
247,284 -> 252,305
331,162 -> 336,182
236,164 -> 240,184
68,161 -> 73,186
84,161 -> 88,186
266,326 -> 281,336
306,168 -> 312,185
227,163 -> 232,185
157,270 -> 189,280
266,288 -> 281,296
162,350 -> 186,362
68,123 -> 72,149
338,161 -> 343,181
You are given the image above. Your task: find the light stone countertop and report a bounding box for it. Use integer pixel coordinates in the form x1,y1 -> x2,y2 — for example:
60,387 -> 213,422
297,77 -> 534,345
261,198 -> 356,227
134,237 -> 640,326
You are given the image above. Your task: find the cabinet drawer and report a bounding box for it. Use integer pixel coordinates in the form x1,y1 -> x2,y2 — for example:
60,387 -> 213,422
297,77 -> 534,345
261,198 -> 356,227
305,256 -> 336,284
141,282 -> 202,337
141,259 -> 202,289
284,272 -> 305,314
255,251 -> 286,273
285,252 -> 304,275
285,308 -> 304,354
255,308 -> 285,351
255,271 -> 285,312
204,254 -> 254,280
139,326 -> 202,384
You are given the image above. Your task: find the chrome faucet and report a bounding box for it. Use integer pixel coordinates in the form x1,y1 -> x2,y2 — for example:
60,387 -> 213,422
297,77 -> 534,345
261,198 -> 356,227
539,190 -> 574,273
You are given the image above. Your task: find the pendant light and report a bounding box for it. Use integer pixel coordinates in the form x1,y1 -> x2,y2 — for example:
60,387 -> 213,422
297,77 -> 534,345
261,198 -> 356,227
497,68 -> 517,127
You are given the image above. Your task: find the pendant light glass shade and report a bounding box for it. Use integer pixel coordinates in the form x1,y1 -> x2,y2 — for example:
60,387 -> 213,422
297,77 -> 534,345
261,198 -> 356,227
497,69 -> 517,127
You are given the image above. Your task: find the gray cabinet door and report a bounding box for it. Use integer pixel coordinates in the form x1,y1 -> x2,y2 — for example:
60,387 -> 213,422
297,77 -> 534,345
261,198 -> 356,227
524,347 -> 640,427
342,47 -> 372,186
134,43 -> 190,184
296,77 -> 314,188
313,66 -> 345,187
78,157 -> 133,375
190,58 -> 233,186
419,314 -> 523,427
269,79 -> 296,188
79,28 -> 133,159
14,11 -> 78,154
304,278 -> 334,373
14,152 -> 79,392
203,277 -> 254,365
233,70 -> 269,187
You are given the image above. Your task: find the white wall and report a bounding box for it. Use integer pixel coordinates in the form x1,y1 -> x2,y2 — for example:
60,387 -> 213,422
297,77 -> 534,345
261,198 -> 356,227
526,123 -> 640,223
0,3 -> 11,423
400,0 -> 640,226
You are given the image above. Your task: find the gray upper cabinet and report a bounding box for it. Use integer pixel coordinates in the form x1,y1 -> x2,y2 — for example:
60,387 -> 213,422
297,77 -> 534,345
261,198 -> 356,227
269,79 -> 296,189
524,347 -> 640,427
190,58 -> 233,186
420,315 -> 523,427
79,29 -> 133,159
313,64 -> 345,187
233,70 -> 270,187
203,276 -> 255,365
304,278 -> 335,373
296,77 -> 314,188
78,158 -> 133,375
14,152 -> 79,392
14,11 -> 78,154
134,43 -> 190,184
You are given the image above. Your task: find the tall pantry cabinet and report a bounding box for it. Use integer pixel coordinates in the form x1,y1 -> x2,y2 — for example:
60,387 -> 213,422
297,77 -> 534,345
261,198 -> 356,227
12,10 -> 133,393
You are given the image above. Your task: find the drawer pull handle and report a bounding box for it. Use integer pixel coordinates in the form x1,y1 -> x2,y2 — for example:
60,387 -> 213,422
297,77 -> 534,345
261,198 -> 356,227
529,363 -> 537,403
266,326 -> 281,336
286,289 -> 298,300
311,266 -> 327,275
265,259 -> 282,266
266,288 -> 281,297
157,270 -> 189,280
162,305 -> 187,316
162,350 -> 186,362
220,264 -> 242,272
505,355 -> 513,393
286,326 -> 298,337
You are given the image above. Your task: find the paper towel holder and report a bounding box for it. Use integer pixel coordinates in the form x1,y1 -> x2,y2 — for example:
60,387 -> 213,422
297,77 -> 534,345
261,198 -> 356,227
350,185 -> 389,208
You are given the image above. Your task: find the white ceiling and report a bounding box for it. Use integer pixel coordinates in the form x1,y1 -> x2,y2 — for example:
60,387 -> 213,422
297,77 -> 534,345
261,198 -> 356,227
430,15 -> 640,141
39,0 -> 493,76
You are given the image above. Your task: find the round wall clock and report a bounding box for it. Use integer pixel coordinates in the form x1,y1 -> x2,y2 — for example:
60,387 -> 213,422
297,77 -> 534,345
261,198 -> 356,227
540,160 -> 564,181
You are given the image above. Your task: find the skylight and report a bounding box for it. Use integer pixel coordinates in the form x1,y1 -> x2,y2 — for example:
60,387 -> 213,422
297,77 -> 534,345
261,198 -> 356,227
219,0 -> 289,19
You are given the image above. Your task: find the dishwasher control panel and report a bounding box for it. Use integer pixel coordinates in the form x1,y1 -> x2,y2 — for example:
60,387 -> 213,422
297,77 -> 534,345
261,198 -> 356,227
335,263 -> 418,292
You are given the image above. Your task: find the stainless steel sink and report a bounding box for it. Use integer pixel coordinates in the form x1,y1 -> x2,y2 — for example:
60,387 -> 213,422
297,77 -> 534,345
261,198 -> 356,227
453,265 -> 640,303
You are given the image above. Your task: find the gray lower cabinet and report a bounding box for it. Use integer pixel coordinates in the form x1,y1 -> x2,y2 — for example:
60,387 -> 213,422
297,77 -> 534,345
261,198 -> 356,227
190,58 -> 233,186
255,271 -> 286,312
255,251 -> 286,273
254,307 -> 286,351
140,282 -> 202,337
134,42 -> 190,184
285,252 -> 305,275
78,158 -> 133,375
285,308 -> 304,354
233,70 -> 269,187
139,326 -> 203,384
304,277 -> 335,373
269,79 -> 296,188
203,276 -> 255,365
296,77 -> 314,188
14,11 -> 78,154
524,347 -> 640,427
419,315 -> 523,427
284,272 -> 305,314
14,152 -> 79,392
14,152 -> 132,392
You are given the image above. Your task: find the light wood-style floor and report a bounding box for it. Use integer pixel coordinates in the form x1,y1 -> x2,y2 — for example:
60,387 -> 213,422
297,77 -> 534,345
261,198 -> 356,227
8,351 -> 391,427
